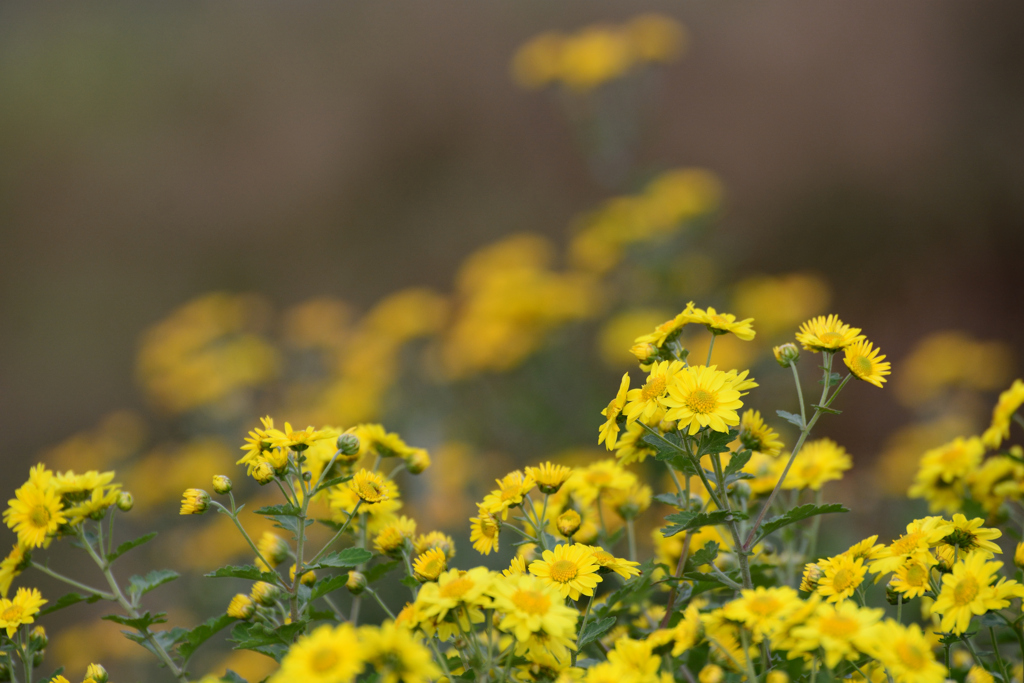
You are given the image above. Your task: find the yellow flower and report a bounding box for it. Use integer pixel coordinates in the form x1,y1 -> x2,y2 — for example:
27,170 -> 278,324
816,555 -> 866,603
374,516 -> 417,556
737,410 -> 783,456
529,544 -> 602,600
227,593 -> 255,619
788,601 -> 883,668
4,481 -> 66,549
689,305 -> 755,341
623,361 -> 683,425
843,339 -> 891,388
0,545 -> 29,598
865,622 -> 946,683
0,587 -> 46,637
179,488 -> 210,515
583,546 -> 641,580
889,551 -> 936,600
350,469 -> 391,504
981,379 -> 1024,449
795,315 -> 864,352
779,438 -> 851,491
413,531 -> 456,559
940,514 -> 1002,557
490,573 -> 578,642
527,462 -> 574,495
721,586 -> 801,642
358,621 -> 440,683
469,508 -> 500,555
931,554 -> 1006,634
481,470 -> 536,520
661,365 -> 744,435
411,548 -> 447,582
599,374 -> 631,450
269,623 -> 364,683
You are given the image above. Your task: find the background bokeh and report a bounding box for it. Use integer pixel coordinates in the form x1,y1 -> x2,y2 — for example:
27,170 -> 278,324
2,3 -> 1024,681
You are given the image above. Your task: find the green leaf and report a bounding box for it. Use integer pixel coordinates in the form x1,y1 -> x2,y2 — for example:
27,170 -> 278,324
179,613 -> 238,663
696,428 -> 738,458
107,532 -> 158,562
310,573 -> 351,601
685,541 -> 720,571
311,547 -> 373,569
128,569 -> 179,601
102,611 -> 167,631
315,475 -> 353,493
753,503 -> 848,544
775,410 -> 804,428
723,450 -> 752,477
205,565 -> 279,583
39,591 -> 103,615
577,617 -> 616,649
365,559 -> 401,583
811,404 -> 842,415
662,510 -> 748,538
255,504 -> 301,516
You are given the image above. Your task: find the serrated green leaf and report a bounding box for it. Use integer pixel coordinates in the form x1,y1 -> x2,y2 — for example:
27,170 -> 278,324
662,510 -> 747,538
179,613 -> 238,663
39,591 -> 103,615
102,611 -> 167,631
310,573 -> 351,601
577,617 -> 616,649
776,410 -> 804,428
753,503 -> 848,544
205,565 -> 279,583
255,504 -> 301,516
311,547 -> 373,569
107,532 -> 157,562
128,569 -> 179,601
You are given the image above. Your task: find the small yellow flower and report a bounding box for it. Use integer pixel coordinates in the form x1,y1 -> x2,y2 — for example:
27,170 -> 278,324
350,469 -> 391,504
412,548 -> 447,582
529,543 -> 602,600
843,339 -> 891,388
179,488 -> 210,515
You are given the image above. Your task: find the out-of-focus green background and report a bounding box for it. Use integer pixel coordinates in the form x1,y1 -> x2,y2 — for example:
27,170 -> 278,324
2,3 -> 1024,680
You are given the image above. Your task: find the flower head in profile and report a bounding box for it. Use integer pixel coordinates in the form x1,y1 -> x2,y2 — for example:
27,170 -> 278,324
529,543 -> 602,600
843,339 -> 891,388
4,480 -> 66,548
661,365 -> 744,435
689,305 -> 755,341
268,623 -> 364,683
796,315 -> 863,352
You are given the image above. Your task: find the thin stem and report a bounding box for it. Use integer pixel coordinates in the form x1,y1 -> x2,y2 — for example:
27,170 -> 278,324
30,561 -> 115,600
790,362 -> 807,427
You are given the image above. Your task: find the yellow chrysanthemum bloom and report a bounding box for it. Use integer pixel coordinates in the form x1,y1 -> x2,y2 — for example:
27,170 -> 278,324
374,516 -> 417,556
779,439 -> 851,491
940,514 -> 1002,557
981,379 -> 1024,449
737,410 -> 783,457
0,587 -> 46,637
843,339 -> 891,388
4,482 -> 66,549
179,488 -> 210,515
599,374 -> 631,450
349,469 -> 391,504
469,508 -> 500,555
890,551 -> 936,600
526,462 -> 574,495
583,546 -> 641,580
413,531 -> 456,560
358,622 -> 440,683
490,573 -> 578,642
864,622 -> 946,683
689,305 -> 755,341
661,365 -> 744,435
815,555 -> 866,603
481,470 -> 536,520
227,593 -> 255,619
269,623 -> 364,683
788,601 -> 883,668
529,544 -> 602,600
795,315 -> 864,352
411,548 -> 447,582
931,554 -> 1007,634
720,586 -> 800,643
0,545 -> 29,598
623,360 -> 683,425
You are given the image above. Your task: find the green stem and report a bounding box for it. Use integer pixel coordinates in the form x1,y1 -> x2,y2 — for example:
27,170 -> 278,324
30,561 -> 115,600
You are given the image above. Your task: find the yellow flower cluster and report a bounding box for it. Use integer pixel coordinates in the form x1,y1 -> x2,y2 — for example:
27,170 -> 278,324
511,15 -> 687,91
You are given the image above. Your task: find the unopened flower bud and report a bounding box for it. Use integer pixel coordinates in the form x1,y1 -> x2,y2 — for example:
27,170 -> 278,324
253,461 -> 275,485
630,342 -> 659,363
179,488 -> 210,515
212,475 -> 232,494
227,593 -> 255,619
404,448 -> 431,475
28,626 -> 47,650
250,581 -> 280,606
773,343 -> 800,368
346,570 -> 367,595
116,491 -> 134,512
86,663 -> 109,683
556,510 -> 582,537
337,432 -> 361,457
